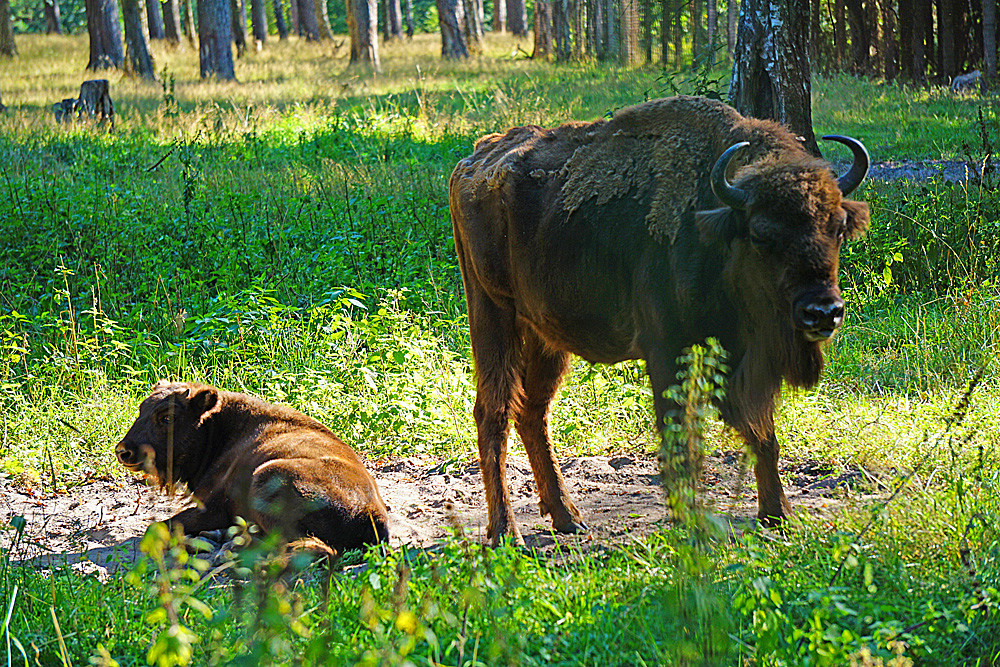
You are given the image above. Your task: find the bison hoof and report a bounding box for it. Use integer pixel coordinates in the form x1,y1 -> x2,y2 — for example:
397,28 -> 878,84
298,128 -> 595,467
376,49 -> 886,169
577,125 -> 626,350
553,518 -> 589,534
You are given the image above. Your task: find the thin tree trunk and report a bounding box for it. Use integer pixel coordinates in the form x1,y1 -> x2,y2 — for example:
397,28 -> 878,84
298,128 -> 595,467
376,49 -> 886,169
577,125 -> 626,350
251,0 -> 267,43
289,0 -> 299,33
660,0 -> 670,63
730,0 -> 818,155
346,0 -> 380,67
0,0 -> 15,56
880,0 -> 897,78
589,0 -> 602,58
833,0 -> 845,69
183,0 -> 196,45
898,0 -> 912,78
706,0 -> 716,65
574,0 -> 583,57
607,0 -> 619,60
273,0 -> 288,38
385,0 -> 403,38
622,0 -> 639,63
198,0 -> 236,78
913,0 -> 927,82
86,0 -> 125,68
438,0 -> 470,56
534,0 -> 552,56
672,0 -> 681,65
985,0 -> 997,89
727,0 -> 737,60
147,0 -> 165,36
163,0 -> 182,42
642,0 -> 652,62
493,0 -> 505,31
867,0 -> 880,73
553,0 -> 570,59
45,0 -> 63,33
809,0 -> 819,63
123,0 -> 157,77
463,0 -> 484,51
404,0 -> 413,36
231,0 -> 247,54
507,0 -> 527,35
692,0 -> 701,59
941,0 -> 956,79
316,0 -> 334,39
844,0 -> 867,73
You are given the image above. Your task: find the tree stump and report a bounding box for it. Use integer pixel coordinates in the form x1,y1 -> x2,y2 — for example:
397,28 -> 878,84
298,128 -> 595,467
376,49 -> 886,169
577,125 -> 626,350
78,79 -> 115,128
52,98 -> 80,123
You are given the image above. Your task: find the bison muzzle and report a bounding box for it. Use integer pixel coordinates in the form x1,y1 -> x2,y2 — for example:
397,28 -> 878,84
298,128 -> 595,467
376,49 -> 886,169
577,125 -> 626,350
116,381 -> 390,557
449,96 -> 871,545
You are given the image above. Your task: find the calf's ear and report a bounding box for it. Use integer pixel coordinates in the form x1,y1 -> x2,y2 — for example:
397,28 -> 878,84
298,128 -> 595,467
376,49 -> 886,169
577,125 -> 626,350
695,207 -> 744,247
185,386 -> 220,416
842,200 -> 870,240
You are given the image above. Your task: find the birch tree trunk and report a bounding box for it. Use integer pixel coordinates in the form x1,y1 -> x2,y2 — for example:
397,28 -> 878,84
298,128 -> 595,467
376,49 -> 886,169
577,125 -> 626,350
316,0 -> 334,40
404,0 -> 413,36
86,0 -> 125,68
346,0 -> 380,68
385,0 -> 403,39
45,0 -> 63,33
198,0 -> 236,79
493,0 -> 505,32
533,0 -> 552,57
183,0 -> 196,45
123,0 -> 157,77
163,0 -> 182,42
729,0 -> 818,155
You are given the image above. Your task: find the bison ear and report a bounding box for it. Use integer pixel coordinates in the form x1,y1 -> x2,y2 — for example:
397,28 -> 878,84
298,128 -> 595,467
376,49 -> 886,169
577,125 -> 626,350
186,386 -> 220,416
841,200 -> 870,240
695,207 -> 744,247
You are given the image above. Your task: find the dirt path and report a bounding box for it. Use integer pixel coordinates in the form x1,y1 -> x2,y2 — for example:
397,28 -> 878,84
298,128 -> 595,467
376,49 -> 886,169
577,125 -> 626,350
0,452 -> 859,578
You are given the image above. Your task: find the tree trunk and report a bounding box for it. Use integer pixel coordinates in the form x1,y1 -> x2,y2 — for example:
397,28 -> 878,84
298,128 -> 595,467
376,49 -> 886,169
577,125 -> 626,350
730,0 -> 819,155
163,0 -> 182,42
86,0 -> 125,68
706,0 -> 716,65
198,0 -> 236,79
844,0 -> 867,73
553,0 -> 570,59
146,0 -> 165,36
231,0 -> 247,54
940,0 -> 956,79
0,0 -> 14,56
385,0 -> 403,38
589,0 -> 603,58
924,0 -> 935,77
123,0 -> 157,77
463,0 -> 484,51
273,0 -> 288,38
507,0 -> 527,35
880,0 -> 896,78
534,0 -> 552,56
574,0 -> 583,57
316,0 -> 334,39
346,0 -> 380,66
621,0 -> 639,63
404,0 -> 413,36
45,0 -> 63,33
727,0 -> 737,60
985,0 -> 997,89
660,0 -> 671,64
691,0 -> 701,59
493,0 -> 505,31
808,0 -> 819,63
642,0 -> 652,62
833,0 -> 845,69
289,0 -> 299,33
298,0 -> 318,39
913,0 -> 927,82
183,0 -> 196,45
898,0 -> 912,78
867,0 -> 880,73
672,0 -> 681,64
251,0 -> 267,43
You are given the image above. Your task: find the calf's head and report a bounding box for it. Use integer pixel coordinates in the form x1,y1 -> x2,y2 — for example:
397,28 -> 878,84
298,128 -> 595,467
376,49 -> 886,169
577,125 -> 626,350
697,136 -> 870,344
116,381 -> 220,485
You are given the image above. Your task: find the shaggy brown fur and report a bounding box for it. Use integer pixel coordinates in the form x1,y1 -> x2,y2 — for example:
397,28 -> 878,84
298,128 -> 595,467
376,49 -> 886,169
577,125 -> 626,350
450,95 -> 870,544
116,381 -> 389,558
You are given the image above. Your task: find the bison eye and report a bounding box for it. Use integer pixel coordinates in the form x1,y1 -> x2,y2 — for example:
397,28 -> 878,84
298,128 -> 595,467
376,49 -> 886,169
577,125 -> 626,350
157,412 -> 174,425
748,231 -> 769,250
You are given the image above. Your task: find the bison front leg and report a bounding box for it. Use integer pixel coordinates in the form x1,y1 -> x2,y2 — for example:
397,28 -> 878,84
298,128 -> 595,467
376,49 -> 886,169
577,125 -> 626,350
748,432 -> 792,526
515,333 -> 586,535
166,491 -> 234,535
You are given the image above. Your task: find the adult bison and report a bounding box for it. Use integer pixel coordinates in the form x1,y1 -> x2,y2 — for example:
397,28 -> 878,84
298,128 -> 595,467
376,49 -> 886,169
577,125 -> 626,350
449,96 -> 870,545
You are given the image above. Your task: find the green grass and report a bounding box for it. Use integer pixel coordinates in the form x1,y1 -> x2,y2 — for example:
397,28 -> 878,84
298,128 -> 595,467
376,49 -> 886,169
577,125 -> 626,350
1,34 -> 999,666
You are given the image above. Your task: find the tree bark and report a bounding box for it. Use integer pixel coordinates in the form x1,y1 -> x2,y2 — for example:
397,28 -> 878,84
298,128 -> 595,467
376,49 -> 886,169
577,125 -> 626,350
290,0 -> 299,33
940,0 -> 956,79
345,0 -> 380,67
621,0 -> 639,63
297,0 -> 318,39
463,0 -> 484,50
727,0 -> 737,60
729,0 -> 819,155
985,0 -> 997,89
507,0 -> 527,35
273,0 -> 288,38
706,0 -> 716,64
45,0 -> 63,33
493,0 -> 505,31
589,0 -> 603,58
642,0 -> 652,62
0,0 -> 14,56
86,0 -> 125,68
808,0 -> 819,63
404,0 -> 413,36
898,0 -> 912,78
913,0 -> 927,82
533,0 -> 552,56
691,0 -> 701,59
316,0 -> 334,39
123,0 -> 157,77
163,0 -> 182,42
385,0 -> 403,38
231,0 -> 247,54
198,0 -> 236,79
251,0 -> 267,43
183,0 -> 196,45
833,0 -> 845,69
844,0 -> 867,73
553,0 -> 570,59
880,0 -> 896,78
146,0 -> 165,37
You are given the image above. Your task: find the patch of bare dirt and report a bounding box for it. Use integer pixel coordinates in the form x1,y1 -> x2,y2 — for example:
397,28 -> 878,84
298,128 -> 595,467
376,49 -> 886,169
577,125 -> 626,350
0,452 -> 866,579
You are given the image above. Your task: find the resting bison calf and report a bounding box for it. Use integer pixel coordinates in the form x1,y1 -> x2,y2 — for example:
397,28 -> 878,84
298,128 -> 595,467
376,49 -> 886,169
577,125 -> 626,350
449,95 -> 870,544
116,381 -> 389,556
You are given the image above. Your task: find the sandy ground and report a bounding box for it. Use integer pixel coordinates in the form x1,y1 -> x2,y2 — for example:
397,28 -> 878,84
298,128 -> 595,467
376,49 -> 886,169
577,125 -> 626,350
0,451 -> 863,579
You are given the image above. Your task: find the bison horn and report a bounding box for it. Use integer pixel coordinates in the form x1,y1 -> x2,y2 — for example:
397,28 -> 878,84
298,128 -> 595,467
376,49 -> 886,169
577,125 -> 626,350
711,142 -> 751,210
821,135 -> 870,196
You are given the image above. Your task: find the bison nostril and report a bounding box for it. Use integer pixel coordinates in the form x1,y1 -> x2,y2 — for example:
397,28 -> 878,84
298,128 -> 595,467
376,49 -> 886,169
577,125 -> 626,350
116,445 -> 136,465
796,297 -> 846,332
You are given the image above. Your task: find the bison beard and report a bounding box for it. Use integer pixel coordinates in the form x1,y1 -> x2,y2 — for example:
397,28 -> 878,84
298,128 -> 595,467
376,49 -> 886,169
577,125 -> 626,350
449,95 -> 871,545
115,381 -> 390,558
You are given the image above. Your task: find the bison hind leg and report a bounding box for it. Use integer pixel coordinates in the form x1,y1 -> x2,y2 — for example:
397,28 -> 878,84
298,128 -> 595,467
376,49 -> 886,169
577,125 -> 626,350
515,331 -> 587,535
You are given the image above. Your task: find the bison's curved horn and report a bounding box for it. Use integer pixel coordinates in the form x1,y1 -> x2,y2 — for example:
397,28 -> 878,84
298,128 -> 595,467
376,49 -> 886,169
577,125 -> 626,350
711,142 -> 751,210
821,135 -> 870,196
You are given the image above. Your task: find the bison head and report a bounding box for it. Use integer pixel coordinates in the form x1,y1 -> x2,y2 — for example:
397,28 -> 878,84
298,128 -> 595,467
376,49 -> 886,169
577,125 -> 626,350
116,381 -> 220,488
696,136 -> 870,346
